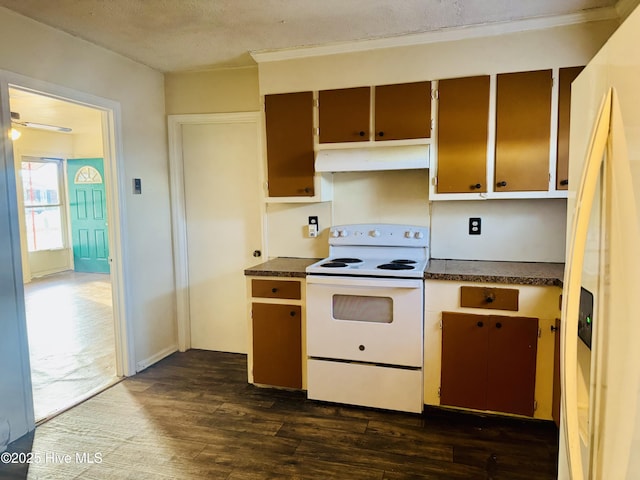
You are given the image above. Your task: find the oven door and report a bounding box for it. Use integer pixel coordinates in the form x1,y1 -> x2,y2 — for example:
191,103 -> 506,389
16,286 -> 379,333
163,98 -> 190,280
306,275 -> 423,367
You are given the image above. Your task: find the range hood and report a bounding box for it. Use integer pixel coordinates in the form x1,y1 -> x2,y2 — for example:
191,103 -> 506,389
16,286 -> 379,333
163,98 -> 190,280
315,144 -> 429,173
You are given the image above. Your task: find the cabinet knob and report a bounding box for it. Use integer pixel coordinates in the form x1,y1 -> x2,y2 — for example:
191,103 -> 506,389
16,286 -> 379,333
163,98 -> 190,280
477,321 -> 484,328
470,183 -> 482,190
358,344 -> 365,351
359,131 -> 366,137
271,288 -> 278,293
377,131 -> 385,137
497,181 -> 507,187
560,179 -> 569,186
253,250 -> 262,257
485,295 -> 495,303
303,187 -> 312,194
495,322 -> 502,329
550,325 -> 559,332
290,311 -> 296,317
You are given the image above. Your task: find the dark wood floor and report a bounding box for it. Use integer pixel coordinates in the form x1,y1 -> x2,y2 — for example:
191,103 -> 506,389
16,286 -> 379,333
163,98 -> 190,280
2,350 -> 558,479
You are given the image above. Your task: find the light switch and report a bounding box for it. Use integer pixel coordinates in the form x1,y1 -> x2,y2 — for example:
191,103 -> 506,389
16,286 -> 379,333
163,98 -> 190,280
133,178 -> 142,194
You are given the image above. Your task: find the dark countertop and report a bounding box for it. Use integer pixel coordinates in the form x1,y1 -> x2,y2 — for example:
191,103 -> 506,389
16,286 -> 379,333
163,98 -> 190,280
245,257 -> 564,286
425,259 -> 564,286
244,257 -> 321,278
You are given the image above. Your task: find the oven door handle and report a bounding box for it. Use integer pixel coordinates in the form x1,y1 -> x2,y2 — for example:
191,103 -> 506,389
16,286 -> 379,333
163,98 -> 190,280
306,275 -> 423,289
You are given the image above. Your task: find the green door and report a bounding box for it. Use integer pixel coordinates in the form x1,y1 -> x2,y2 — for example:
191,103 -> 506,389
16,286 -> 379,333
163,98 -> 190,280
66,158 -> 110,273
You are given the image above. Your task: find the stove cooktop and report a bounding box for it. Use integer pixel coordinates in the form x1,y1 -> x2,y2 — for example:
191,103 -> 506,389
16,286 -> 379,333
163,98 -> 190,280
306,224 -> 430,279
306,256 -> 428,278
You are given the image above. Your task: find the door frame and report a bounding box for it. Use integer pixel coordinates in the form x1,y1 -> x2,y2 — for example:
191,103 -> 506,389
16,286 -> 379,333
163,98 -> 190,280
1,70 -> 136,378
167,112 -> 265,352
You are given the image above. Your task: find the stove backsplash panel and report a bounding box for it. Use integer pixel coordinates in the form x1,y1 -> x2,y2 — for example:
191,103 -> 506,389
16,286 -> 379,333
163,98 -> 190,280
430,199 -> 566,262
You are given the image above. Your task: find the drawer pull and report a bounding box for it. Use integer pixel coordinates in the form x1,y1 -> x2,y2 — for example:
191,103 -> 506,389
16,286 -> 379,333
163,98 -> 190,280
485,295 -> 495,303
290,311 -> 296,317
477,321 -> 484,328
495,322 -> 502,329
358,344 -> 365,351
271,288 -> 278,293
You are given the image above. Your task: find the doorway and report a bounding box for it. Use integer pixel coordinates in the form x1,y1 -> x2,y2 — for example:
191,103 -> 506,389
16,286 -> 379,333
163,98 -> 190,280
9,87 -> 120,422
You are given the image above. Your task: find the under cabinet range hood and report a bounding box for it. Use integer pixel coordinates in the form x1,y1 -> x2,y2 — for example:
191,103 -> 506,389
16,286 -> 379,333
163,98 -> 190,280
315,145 -> 429,173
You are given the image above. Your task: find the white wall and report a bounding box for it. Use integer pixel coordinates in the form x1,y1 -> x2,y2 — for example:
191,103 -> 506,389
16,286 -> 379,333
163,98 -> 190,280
257,18 -> 618,260
0,7 -> 176,443
431,199 -> 567,262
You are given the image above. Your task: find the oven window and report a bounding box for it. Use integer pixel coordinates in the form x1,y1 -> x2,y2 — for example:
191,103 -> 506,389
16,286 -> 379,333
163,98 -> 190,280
332,295 -> 393,323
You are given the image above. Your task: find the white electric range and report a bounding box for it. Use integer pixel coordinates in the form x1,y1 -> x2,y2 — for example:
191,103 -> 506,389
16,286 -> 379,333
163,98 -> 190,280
305,224 -> 429,413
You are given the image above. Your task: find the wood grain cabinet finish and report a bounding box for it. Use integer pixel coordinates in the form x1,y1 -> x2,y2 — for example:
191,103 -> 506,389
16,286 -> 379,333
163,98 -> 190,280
264,92 -> 315,197
252,302 -> 302,389
374,82 -> 431,141
436,75 -> 490,193
460,286 -> 519,311
319,87 -> 371,143
251,279 -> 301,300
495,70 -> 553,192
441,311 -> 538,417
556,66 -> 585,191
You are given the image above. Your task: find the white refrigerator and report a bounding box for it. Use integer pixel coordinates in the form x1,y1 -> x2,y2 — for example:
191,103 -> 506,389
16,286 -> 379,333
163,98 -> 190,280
559,4 -> 640,479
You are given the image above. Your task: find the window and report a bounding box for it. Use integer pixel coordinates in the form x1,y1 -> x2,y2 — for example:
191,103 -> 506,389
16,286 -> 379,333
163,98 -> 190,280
21,158 -> 65,252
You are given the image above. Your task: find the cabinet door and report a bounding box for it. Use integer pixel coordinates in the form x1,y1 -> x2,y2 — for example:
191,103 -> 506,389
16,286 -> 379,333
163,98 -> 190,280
441,312 -> 488,411
556,66 -> 584,190
374,82 -> 431,141
486,315 -> 538,416
252,303 -> 302,389
264,92 -> 315,197
495,70 -> 552,192
437,76 -> 490,193
319,87 -> 370,143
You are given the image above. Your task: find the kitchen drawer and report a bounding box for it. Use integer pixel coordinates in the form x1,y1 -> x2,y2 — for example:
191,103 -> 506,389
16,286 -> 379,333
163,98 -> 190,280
307,359 -> 423,413
460,286 -> 519,311
251,279 -> 301,300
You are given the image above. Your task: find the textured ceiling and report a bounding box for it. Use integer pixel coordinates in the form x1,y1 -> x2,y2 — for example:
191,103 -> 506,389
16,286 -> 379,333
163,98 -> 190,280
0,0 -> 623,73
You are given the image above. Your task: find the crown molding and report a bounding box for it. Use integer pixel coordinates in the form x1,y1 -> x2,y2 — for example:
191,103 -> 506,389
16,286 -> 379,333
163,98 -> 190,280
251,6 -> 620,64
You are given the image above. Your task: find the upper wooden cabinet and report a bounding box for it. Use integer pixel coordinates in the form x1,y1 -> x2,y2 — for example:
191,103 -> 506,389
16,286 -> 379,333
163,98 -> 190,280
495,69 -> 553,192
374,82 -> 431,141
319,82 -> 431,144
264,92 -> 315,197
319,87 -> 371,143
436,75 -> 490,193
556,66 -> 585,190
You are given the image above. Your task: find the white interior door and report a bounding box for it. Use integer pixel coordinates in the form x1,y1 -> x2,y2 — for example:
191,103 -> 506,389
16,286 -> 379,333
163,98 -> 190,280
181,118 -> 262,353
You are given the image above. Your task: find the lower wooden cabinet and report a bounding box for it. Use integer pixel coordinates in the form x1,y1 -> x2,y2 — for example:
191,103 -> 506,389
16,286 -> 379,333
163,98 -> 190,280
441,311 -> 539,416
252,302 -> 302,389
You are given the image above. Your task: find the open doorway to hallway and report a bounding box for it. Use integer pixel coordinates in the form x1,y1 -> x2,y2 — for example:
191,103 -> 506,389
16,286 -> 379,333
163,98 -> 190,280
24,272 -> 116,420
10,87 -> 119,422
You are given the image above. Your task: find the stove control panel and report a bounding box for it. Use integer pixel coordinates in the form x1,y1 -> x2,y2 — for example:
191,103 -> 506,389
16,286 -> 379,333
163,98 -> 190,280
328,224 -> 429,247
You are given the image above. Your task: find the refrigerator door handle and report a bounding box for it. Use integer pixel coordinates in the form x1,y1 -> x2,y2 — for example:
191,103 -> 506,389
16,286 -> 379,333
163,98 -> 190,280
561,87 -> 612,480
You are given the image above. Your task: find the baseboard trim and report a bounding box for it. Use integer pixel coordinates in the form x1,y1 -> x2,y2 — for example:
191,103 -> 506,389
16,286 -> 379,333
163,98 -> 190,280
135,345 -> 178,373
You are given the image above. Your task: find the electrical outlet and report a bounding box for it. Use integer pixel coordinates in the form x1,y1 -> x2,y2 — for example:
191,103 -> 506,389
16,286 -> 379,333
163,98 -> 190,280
308,216 -> 318,238
469,217 -> 481,235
